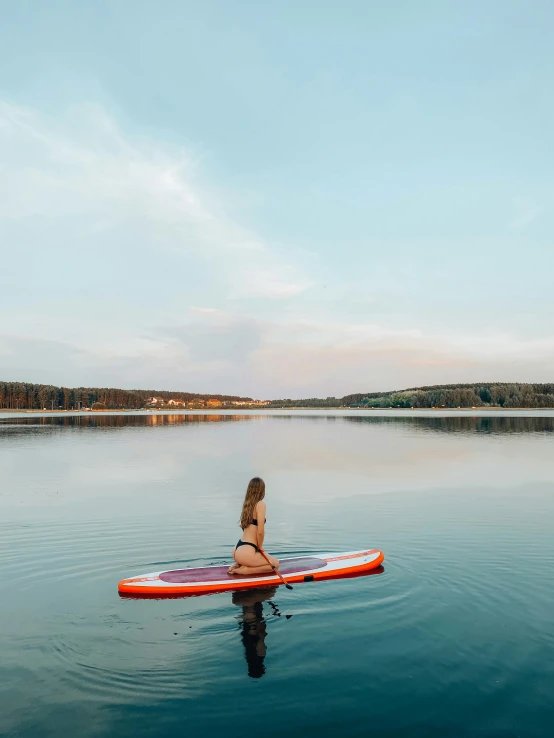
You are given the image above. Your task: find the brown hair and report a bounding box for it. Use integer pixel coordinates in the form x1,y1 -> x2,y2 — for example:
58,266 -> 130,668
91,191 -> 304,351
239,477 -> 265,529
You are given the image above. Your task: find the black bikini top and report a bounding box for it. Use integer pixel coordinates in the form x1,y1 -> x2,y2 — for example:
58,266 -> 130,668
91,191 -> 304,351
251,517 -> 266,526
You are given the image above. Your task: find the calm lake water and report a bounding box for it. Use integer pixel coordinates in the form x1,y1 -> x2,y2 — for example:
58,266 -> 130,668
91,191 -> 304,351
1,411 -> 553,737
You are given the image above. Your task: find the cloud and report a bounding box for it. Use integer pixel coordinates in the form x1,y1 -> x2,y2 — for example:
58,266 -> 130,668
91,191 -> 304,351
229,265 -> 309,299
245,316 -> 554,396
0,99 -> 310,299
2,312 -> 554,397
0,335 -> 86,384
2,98 -> 553,397
155,308 -> 263,363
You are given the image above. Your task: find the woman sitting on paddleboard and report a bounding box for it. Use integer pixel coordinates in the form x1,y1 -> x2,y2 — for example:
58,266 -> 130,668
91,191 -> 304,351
228,477 -> 280,576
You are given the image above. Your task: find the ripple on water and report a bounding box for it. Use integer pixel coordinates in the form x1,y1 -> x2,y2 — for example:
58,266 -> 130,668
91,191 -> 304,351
49,635 -> 206,702
0,517 -> 223,591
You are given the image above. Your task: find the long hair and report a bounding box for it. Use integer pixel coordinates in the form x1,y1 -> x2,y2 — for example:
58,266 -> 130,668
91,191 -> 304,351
239,477 -> 265,530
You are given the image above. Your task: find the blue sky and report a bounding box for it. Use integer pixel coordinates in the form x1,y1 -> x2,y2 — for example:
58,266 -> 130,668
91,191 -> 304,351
1,1 -> 553,397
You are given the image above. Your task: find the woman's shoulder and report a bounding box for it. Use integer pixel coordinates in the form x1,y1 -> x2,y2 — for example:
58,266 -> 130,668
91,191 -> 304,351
256,500 -> 266,512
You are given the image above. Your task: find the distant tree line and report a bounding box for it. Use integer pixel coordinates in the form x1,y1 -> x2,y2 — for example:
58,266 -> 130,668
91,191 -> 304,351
3,380 -> 553,411
346,383 -> 554,409
268,397 -> 343,408
270,384 -> 554,409
0,382 -> 251,410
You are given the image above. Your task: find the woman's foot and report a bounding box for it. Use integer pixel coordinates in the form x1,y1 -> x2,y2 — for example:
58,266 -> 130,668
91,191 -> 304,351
228,562 -> 240,575
228,564 -> 275,576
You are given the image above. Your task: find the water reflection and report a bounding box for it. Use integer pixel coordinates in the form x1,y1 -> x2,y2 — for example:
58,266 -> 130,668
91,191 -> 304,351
232,587 -> 285,679
2,412 -> 553,435
0,413 -> 253,428
231,567 -> 385,679
343,415 -> 554,435
1,405 -> 553,737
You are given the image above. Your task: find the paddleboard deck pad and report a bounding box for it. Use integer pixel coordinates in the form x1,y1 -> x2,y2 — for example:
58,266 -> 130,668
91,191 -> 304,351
118,548 -> 384,596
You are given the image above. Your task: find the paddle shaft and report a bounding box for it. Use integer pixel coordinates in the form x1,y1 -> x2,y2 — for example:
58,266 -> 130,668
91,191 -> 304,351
259,549 -> 293,590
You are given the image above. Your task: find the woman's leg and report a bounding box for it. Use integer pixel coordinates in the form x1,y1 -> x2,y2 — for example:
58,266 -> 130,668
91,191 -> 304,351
232,563 -> 274,576
263,553 -> 280,568
230,547 -> 280,576
228,544 -> 241,574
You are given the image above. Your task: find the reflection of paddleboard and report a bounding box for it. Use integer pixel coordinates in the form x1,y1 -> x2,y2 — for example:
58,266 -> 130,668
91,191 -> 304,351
118,548 -> 385,597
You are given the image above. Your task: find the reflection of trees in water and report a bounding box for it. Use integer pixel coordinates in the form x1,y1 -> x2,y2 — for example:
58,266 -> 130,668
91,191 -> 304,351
0,413 -> 253,429
2,412 -> 552,436
232,587 -> 291,679
246,413 -> 554,435
343,415 -> 554,435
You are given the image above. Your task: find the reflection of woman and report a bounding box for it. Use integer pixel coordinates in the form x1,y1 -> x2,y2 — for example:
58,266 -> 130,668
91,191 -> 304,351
232,588 -> 277,679
228,477 -> 280,576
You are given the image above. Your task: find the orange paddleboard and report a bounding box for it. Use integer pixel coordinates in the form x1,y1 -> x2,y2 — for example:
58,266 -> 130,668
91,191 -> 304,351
118,548 -> 385,597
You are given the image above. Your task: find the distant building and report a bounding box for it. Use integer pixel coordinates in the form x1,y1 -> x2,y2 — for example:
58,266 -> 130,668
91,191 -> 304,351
187,399 -> 205,408
146,396 -> 165,406
206,399 -> 223,408
231,399 -> 268,407
167,399 -> 185,406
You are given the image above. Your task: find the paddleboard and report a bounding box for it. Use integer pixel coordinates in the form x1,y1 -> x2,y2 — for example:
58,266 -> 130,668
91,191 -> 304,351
118,548 -> 384,596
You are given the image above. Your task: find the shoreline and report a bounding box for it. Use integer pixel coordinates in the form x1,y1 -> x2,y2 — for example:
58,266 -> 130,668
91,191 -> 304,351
2,406 -> 554,416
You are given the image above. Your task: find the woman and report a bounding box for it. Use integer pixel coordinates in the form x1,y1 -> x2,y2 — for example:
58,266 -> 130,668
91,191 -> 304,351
228,477 -> 280,576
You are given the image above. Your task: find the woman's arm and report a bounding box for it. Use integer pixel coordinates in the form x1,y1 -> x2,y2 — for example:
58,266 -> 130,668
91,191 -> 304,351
256,501 -> 266,550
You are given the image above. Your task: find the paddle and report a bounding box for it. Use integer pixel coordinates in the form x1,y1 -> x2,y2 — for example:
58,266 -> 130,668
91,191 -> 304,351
260,549 -> 293,590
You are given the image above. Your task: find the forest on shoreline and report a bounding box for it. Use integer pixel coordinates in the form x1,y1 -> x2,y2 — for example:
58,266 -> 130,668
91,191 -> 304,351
270,383 -> 554,408
0,382 -> 251,410
2,381 -> 554,411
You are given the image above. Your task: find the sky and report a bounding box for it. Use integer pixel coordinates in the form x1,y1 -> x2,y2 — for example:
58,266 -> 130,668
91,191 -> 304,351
1,1 -> 553,398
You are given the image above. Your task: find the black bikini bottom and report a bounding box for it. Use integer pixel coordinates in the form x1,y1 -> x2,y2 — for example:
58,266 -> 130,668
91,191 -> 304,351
236,539 -> 259,553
